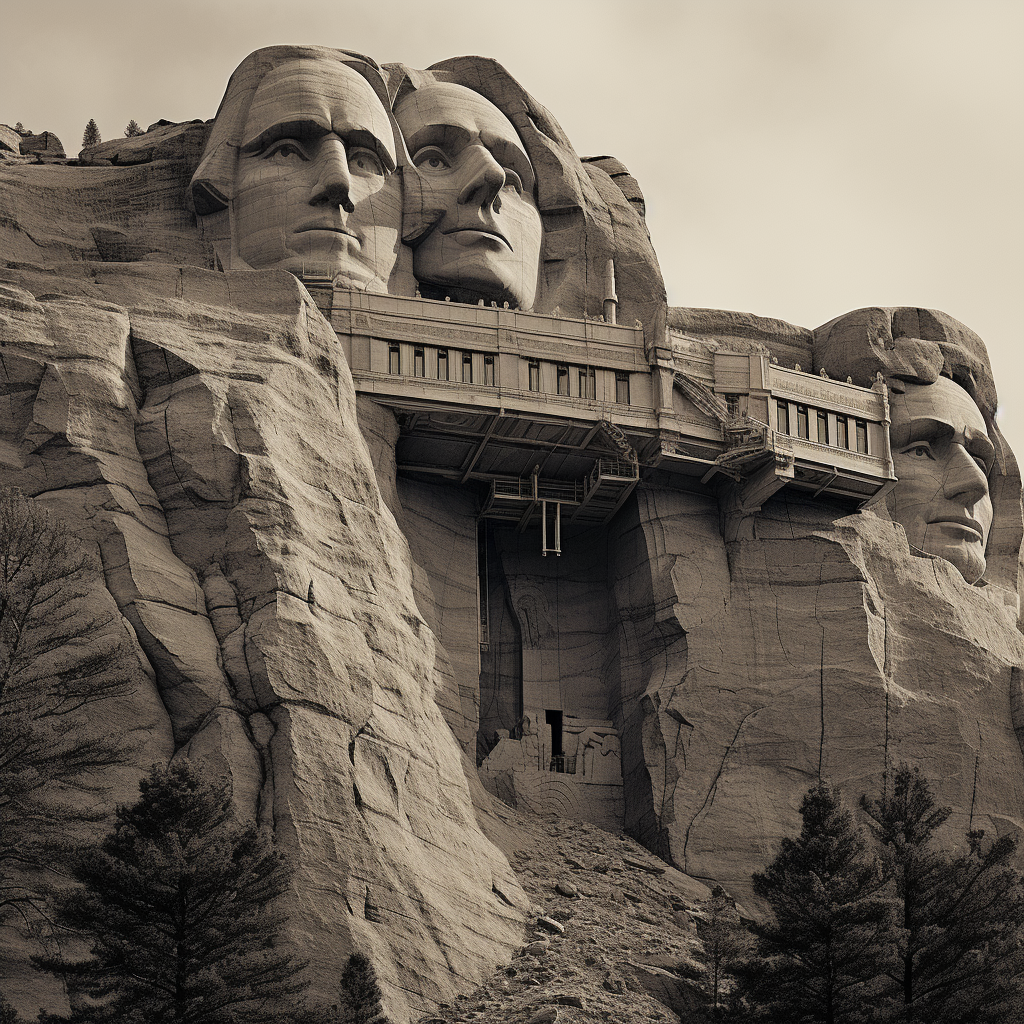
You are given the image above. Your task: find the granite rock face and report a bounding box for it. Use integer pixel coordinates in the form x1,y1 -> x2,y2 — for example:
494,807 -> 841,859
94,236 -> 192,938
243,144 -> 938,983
0,265 -> 529,1019
614,485 -> 1024,907
2,42 -> 1024,1022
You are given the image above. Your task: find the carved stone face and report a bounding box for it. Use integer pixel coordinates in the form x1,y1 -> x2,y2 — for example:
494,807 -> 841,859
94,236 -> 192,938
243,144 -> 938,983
233,59 -> 400,289
889,376 -> 994,584
394,82 -> 542,310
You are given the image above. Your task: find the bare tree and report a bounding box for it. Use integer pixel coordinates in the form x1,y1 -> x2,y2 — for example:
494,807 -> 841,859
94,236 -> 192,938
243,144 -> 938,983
0,488 -> 133,928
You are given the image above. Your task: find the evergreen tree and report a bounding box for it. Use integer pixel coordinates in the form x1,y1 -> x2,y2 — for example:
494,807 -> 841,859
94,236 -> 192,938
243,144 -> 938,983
36,760 -> 311,1023
740,781 -> 896,1024
861,765 -> 1024,1021
13,123 -> 24,135
684,886 -> 751,1018
81,120 -> 100,148
123,120 -> 143,138
336,952 -> 392,1023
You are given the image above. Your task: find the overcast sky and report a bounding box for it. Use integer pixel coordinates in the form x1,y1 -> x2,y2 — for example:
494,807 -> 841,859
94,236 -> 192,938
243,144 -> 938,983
4,0 -> 1022,454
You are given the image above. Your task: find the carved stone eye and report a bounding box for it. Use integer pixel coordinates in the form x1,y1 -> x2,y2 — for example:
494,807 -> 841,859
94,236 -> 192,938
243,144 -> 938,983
265,140 -> 307,161
502,168 -> 524,194
413,146 -> 451,171
348,147 -> 384,177
903,444 -> 933,459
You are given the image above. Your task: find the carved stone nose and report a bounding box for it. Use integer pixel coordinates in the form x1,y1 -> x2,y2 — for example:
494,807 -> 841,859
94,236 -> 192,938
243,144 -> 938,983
310,137 -> 354,213
457,144 -> 505,208
945,443 -> 989,505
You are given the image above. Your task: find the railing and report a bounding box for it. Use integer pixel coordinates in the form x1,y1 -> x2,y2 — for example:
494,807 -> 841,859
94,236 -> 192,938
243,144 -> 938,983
491,477 -> 585,503
594,458 -> 640,480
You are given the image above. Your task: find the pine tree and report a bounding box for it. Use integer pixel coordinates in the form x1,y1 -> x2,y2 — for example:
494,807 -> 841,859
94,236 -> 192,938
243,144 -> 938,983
740,781 -> 896,1024
337,952 -> 392,1023
81,119 -> 100,148
861,765 -> 1024,1021
36,760 -> 311,1023
685,886 -> 751,1018
123,120 -> 143,138
13,122 -> 24,135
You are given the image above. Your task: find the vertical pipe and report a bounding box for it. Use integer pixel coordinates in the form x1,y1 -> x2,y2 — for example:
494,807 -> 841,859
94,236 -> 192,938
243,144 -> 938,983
602,259 -> 618,325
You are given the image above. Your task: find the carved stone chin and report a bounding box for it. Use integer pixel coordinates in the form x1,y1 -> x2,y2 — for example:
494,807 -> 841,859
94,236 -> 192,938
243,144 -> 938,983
192,52 -> 402,290
395,82 -> 542,310
888,376 -> 994,584
233,58 -> 400,288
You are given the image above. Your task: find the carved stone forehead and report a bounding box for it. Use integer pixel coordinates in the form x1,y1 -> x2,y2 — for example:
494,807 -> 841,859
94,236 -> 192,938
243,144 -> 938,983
890,376 -> 990,447
243,58 -> 396,166
394,81 -> 531,164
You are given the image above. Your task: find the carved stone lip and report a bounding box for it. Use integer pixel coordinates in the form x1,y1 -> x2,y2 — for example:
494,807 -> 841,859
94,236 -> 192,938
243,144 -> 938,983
929,515 -> 985,538
294,223 -> 358,239
442,224 -> 511,251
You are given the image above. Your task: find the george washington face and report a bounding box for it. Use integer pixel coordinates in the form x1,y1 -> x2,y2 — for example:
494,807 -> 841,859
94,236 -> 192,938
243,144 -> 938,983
395,82 -> 542,309
888,376 -> 994,584
232,59 -> 400,290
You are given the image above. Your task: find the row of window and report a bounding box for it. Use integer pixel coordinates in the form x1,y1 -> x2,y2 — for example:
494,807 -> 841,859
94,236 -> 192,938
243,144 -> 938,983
389,344 -> 496,385
776,399 -> 869,454
528,361 -> 630,404
386,345 -> 632,404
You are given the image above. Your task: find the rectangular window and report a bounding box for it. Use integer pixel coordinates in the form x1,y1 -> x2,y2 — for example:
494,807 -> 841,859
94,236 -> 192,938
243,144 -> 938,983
796,405 -> 809,439
855,419 -> 868,454
816,410 -> 829,445
776,399 -> 789,434
579,367 -> 596,400
413,347 -> 424,378
388,344 -> 400,375
725,394 -> 740,418
836,415 -> 849,449
462,353 -> 473,383
556,364 -> 569,396
484,355 -> 495,386
528,360 -> 540,392
615,371 -> 630,405
437,348 -> 448,381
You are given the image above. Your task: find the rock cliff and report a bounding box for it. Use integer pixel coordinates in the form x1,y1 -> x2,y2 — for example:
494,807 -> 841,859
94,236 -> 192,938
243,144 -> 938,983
2,45 -> 1023,1021
0,265 -> 529,1018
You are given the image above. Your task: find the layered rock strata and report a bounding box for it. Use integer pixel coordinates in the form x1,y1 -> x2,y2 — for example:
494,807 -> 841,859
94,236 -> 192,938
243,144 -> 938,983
615,486 -> 1024,907
0,265 -> 529,1020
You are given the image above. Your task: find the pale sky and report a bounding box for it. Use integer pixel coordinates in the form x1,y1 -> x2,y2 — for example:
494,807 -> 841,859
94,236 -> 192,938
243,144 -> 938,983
4,0 -> 1022,455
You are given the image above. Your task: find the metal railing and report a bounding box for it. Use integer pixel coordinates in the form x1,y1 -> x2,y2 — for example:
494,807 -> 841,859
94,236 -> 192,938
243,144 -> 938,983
490,477 -> 584,503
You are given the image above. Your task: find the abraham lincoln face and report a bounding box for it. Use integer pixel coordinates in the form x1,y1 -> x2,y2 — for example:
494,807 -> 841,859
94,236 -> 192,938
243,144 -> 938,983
889,376 -> 994,584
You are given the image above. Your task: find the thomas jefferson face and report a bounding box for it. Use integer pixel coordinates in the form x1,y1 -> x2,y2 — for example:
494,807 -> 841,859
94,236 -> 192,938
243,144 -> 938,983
394,82 -> 542,310
889,376 -> 994,584
233,59 -> 400,290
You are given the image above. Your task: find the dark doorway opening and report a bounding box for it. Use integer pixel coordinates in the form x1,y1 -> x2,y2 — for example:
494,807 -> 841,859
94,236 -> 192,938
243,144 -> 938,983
545,709 -> 563,756
546,709 -> 568,771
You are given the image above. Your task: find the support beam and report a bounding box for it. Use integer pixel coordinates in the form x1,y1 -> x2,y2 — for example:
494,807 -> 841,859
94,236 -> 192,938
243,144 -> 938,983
459,415 -> 502,483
